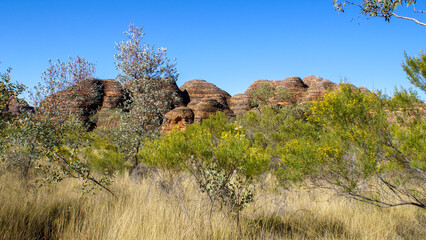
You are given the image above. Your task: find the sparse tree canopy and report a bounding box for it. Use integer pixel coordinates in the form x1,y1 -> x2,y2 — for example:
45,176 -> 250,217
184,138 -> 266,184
31,56 -> 96,107
333,0 -> 426,26
114,24 -> 178,168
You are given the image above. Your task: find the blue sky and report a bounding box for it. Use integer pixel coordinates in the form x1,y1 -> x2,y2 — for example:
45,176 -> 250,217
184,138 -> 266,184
1,0 -> 425,99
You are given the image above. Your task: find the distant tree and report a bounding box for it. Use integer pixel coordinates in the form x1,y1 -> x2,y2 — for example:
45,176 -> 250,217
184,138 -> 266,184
402,51 -> 426,93
114,23 -> 178,168
333,0 -> 426,26
249,82 -> 291,109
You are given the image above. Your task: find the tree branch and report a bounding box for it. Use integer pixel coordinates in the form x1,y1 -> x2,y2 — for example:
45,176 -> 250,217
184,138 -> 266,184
56,153 -> 117,198
392,13 -> 426,27
413,5 -> 426,14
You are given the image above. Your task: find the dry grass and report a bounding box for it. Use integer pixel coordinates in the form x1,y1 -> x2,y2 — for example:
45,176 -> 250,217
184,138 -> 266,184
0,172 -> 424,240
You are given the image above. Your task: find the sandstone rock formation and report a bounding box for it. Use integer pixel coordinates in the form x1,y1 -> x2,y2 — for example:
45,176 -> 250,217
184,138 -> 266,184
227,93 -> 251,115
39,79 -> 124,129
302,75 -> 337,101
39,79 -> 103,127
36,75 -> 371,131
99,79 -> 125,110
95,79 -> 125,129
228,76 -> 309,114
38,78 -> 191,130
161,106 -> 194,132
180,79 -> 231,104
246,76 -> 308,104
187,98 -> 235,122
180,79 -> 235,121
227,76 -> 351,115
95,78 -> 189,130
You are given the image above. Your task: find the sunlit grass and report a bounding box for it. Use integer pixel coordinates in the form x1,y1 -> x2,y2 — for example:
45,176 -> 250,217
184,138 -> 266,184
0,172 -> 424,240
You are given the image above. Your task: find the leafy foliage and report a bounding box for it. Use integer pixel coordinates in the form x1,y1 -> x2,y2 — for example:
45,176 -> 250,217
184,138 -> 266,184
83,134 -> 126,176
333,0 -> 425,26
308,84 -> 425,208
0,59 -> 114,196
0,67 -> 25,121
114,24 -> 178,167
402,51 -> 426,93
140,112 -> 270,212
242,83 -> 425,208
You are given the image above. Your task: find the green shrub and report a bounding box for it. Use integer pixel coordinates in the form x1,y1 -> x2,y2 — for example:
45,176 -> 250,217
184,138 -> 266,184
139,112 -> 270,212
84,135 -> 126,175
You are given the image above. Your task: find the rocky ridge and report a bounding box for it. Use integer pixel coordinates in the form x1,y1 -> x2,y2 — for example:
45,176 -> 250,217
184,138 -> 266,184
37,76 -> 368,131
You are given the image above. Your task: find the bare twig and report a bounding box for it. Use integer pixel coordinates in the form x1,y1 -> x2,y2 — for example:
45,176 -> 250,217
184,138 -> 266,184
413,4 -> 426,14
55,154 -> 117,198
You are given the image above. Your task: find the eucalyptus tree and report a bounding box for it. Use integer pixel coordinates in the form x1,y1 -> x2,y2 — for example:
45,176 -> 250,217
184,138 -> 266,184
114,24 -> 178,167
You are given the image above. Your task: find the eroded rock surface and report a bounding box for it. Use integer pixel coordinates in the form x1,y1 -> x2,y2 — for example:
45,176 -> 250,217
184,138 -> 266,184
161,107 -> 194,132
39,79 -> 124,129
302,75 -> 337,101
227,93 -> 251,115
180,79 -> 235,121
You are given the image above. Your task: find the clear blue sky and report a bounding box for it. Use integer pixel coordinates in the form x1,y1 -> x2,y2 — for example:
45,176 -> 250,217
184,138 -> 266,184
1,0 -> 425,100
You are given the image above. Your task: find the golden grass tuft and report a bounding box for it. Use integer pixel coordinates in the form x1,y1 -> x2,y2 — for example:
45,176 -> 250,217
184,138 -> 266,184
0,172 -> 424,239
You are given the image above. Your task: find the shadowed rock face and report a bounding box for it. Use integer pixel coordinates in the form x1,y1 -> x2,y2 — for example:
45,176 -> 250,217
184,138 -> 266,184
94,79 -> 126,129
39,79 -> 103,126
180,79 -> 231,104
39,79 -> 124,129
99,79 -> 125,110
165,81 -> 190,108
3,98 -> 34,115
38,78 -> 191,130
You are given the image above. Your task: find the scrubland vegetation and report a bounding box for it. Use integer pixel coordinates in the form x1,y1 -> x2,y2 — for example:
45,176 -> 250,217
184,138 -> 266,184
1,18 -> 425,238
1,81 -> 425,239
